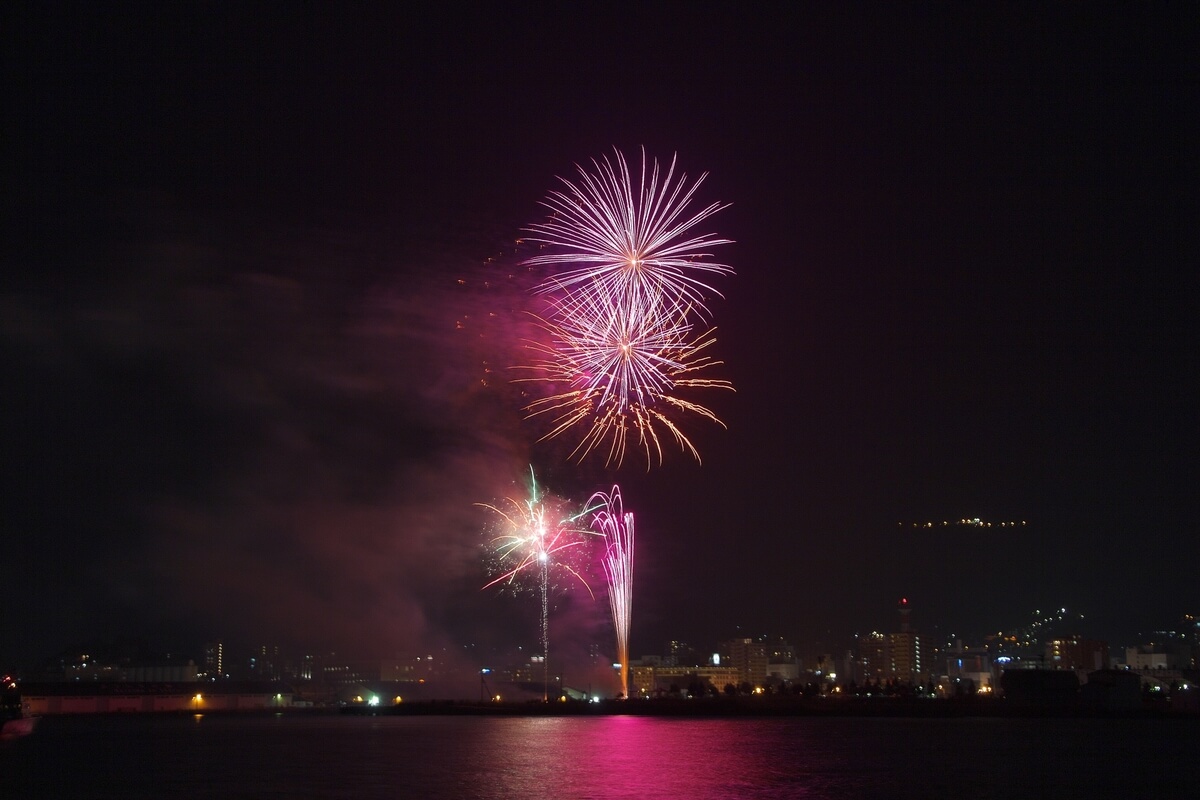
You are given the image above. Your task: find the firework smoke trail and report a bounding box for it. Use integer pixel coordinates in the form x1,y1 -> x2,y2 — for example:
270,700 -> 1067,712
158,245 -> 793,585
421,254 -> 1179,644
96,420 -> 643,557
520,148 -> 734,467
478,468 -> 597,700
590,486 -> 634,699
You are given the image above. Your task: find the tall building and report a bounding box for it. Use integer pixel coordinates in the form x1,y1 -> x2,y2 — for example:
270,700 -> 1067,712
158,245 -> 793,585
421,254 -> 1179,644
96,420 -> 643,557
856,600 -> 924,684
888,631 -> 922,681
765,637 -> 799,682
202,641 -> 224,679
251,644 -> 283,680
664,640 -> 698,667
1045,637 -> 1109,671
857,632 -> 888,682
720,638 -> 768,688
889,598 -> 922,681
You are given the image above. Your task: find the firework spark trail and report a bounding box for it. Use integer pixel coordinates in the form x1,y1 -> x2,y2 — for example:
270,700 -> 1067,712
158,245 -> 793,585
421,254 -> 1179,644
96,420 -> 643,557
590,486 -> 634,699
477,468 -> 598,700
519,148 -> 735,467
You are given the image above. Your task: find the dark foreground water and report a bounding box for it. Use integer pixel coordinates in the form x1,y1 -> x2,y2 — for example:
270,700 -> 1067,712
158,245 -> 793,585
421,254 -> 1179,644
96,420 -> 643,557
3,713 -> 1198,799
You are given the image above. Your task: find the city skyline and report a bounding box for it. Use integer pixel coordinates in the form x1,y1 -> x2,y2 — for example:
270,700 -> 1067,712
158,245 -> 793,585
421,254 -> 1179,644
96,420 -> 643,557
20,597 -> 1196,684
3,6 -> 1195,672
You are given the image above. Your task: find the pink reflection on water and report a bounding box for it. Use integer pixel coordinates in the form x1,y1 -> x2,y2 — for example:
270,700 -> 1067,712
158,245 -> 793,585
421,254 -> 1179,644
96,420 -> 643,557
466,717 -> 834,799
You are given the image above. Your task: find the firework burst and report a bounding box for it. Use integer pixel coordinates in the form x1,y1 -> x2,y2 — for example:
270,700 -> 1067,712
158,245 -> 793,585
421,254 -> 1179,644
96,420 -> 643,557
520,288 -> 731,466
478,468 -> 598,699
519,148 -> 735,467
525,148 -> 733,316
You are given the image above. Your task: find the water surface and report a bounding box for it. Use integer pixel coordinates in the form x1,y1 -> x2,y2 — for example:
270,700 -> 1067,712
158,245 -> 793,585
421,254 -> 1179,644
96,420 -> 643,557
2,713 -> 1196,798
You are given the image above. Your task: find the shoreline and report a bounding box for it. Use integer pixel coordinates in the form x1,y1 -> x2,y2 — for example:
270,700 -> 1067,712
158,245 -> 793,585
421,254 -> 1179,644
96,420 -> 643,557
340,697 -> 1198,719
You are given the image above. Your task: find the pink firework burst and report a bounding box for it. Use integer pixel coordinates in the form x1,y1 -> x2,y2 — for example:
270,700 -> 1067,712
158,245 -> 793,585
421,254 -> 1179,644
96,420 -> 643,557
519,149 -> 735,467
525,148 -> 733,317
519,285 -> 731,466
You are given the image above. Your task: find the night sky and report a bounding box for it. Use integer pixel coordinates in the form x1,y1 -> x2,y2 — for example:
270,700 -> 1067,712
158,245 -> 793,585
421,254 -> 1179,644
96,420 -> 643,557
3,4 -> 1196,671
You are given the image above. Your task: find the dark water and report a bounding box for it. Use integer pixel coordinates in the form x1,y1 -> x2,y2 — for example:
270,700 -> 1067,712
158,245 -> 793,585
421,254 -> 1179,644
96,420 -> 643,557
3,713 -> 1198,799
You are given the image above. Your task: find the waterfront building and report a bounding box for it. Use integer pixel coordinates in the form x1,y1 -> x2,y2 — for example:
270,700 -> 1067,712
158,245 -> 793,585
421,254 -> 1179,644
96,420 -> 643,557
720,638 -> 768,688
1125,644 -> 1190,670
1045,637 -> 1109,671
20,682 -> 293,714
202,641 -> 224,679
636,665 -> 743,695
856,632 -> 888,682
855,600 -> 924,684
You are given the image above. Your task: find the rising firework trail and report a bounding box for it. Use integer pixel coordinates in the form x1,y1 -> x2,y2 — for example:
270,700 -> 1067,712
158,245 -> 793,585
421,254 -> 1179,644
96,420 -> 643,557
590,486 -> 634,699
478,468 -> 597,700
520,148 -> 735,468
